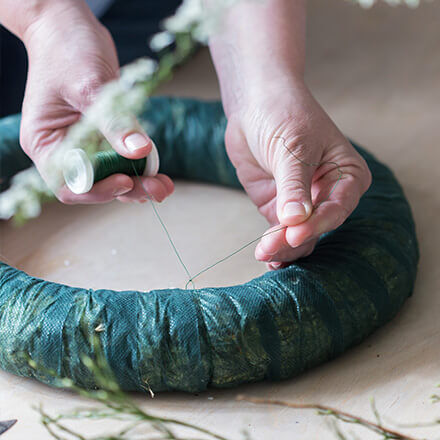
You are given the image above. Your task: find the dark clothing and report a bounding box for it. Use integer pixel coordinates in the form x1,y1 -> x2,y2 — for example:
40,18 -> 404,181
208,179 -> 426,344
0,0 -> 181,117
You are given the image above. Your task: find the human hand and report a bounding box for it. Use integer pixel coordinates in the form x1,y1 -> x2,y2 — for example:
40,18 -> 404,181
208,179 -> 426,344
19,0 -> 173,204
225,81 -> 372,269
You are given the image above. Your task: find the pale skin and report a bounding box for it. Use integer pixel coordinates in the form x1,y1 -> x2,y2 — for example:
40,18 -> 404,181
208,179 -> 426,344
1,0 -> 371,268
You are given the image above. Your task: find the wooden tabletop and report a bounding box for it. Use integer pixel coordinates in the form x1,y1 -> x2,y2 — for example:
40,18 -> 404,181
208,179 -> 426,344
1,0 -> 439,438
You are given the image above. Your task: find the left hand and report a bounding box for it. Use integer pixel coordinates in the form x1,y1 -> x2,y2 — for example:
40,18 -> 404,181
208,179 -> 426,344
19,0 -> 173,204
225,82 -> 372,270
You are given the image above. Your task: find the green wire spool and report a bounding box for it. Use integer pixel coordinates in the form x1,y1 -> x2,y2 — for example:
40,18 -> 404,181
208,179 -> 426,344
63,145 -> 160,194
0,97 -> 419,393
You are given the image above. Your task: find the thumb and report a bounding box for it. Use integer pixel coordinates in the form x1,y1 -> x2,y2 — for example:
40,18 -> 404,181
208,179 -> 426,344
274,153 -> 314,226
65,76 -> 153,160
97,114 -> 152,160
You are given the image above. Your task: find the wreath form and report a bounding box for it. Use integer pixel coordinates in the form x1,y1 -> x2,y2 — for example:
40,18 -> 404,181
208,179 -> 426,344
0,98 -> 419,392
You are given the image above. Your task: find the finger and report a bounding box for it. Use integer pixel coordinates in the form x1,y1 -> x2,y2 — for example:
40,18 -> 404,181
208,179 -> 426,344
267,241 -> 316,270
285,173 -> 364,248
256,231 -> 318,263
273,143 -> 315,227
116,174 -> 174,203
156,174 -> 175,194
98,114 -> 153,160
57,174 -> 133,204
256,224 -> 287,257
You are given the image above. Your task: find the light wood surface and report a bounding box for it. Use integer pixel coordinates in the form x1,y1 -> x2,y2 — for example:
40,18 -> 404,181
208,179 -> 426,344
1,1 -> 439,438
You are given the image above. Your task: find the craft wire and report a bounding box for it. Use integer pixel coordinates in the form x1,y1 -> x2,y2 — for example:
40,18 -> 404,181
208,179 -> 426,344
131,164 -> 195,288
131,136 -> 342,289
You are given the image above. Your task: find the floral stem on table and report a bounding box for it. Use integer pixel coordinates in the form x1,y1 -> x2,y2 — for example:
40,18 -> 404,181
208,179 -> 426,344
26,332 -> 440,440
29,335 -> 236,440
236,395 -> 422,440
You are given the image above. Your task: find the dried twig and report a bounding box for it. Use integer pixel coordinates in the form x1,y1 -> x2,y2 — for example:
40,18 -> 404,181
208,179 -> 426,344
236,395 -> 421,440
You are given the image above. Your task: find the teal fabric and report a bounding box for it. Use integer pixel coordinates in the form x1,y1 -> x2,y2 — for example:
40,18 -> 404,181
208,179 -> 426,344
0,97 -> 419,392
0,114 -> 31,191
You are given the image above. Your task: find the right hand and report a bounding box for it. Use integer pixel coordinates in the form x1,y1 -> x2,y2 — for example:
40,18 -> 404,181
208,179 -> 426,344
20,0 -> 173,204
225,81 -> 371,269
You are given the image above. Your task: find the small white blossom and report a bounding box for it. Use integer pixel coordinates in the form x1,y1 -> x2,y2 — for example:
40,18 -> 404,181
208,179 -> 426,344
150,31 -> 175,52
164,0 -> 203,35
163,0 -> 252,42
120,58 -> 158,88
0,190 -> 18,219
74,82 -> 147,135
21,196 -> 42,218
0,167 -> 53,220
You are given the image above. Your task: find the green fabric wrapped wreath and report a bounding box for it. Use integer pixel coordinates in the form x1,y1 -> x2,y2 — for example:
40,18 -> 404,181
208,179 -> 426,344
0,97 -> 419,392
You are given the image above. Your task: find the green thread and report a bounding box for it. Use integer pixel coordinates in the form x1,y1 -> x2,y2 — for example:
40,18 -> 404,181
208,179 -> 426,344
129,136 -> 343,290
94,151 -> 146,183
130,162 -> 196,288
184,226 -> 287,289
273,136 -> 343,206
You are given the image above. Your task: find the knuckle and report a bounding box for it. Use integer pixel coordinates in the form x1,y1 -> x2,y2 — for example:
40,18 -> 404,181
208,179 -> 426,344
19,126 -> 48,161
278,173 -> 309,196
325,205 -> 349,231
353,156 -> 372,194
287,140 -> 308,159
274,135 -> 309,163
337,202 -> 352,221
70,73 -> 107,105
77,77 -> 101,102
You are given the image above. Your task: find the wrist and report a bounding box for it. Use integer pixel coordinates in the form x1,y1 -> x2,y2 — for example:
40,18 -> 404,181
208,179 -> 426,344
225,73 -> 308,120
21,0 -> 97,50
244,71 -> 306,100
209,0 -> 306,118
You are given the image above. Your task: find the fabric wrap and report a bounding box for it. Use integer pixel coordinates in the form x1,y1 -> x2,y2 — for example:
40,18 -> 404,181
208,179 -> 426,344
0,97 -> 419,392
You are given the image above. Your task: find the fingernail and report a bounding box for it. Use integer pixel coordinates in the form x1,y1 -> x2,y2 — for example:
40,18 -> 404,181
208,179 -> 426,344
271,262 -> 283,270
283,202 -> 308,219
113,187 -> 131,197
124,132 -> 150,152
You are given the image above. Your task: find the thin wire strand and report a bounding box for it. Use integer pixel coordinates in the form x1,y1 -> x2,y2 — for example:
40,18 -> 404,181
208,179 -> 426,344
273,136 -> 343,206
132,136 -> 343,290
184,226 -> 287,290
131,163 -> 195,289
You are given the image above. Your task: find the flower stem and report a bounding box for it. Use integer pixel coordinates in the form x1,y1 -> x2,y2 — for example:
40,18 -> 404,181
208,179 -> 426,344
236,395 -> 421,440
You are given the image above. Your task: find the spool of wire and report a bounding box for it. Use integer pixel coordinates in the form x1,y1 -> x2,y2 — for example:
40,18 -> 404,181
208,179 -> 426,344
62,143 -> 160,194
